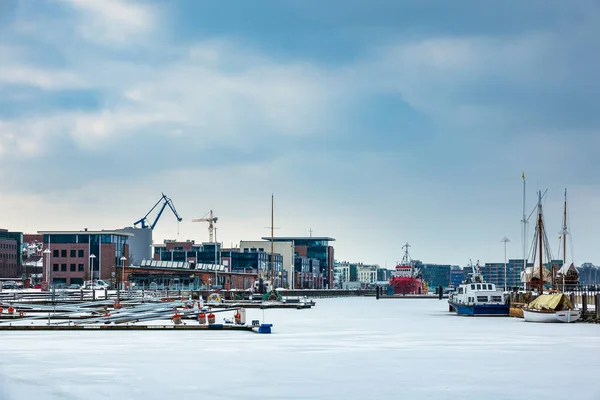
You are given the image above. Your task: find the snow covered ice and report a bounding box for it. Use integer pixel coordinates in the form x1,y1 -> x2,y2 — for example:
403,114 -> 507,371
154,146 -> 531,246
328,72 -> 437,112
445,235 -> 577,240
1,297 -> 599,400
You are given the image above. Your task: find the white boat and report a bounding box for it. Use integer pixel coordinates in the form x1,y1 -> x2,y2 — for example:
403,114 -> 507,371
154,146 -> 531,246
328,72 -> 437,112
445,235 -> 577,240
523,293 -> 581,323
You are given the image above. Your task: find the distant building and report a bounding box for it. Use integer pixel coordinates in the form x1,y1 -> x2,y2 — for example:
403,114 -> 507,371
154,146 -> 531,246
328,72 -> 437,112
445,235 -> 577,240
334,261 -> 351,285
0,229 -> 23,279
450,268 -> 464,287
116,227 -> 152,266
263,237 -> 335,289
357,264 -> 378,284
376,268 -> 390,282
39,230 -> 131,286
419,263 -> 453,290
578,263 -> 600,285
482,259 -> 532,288
240,240 -> 293,288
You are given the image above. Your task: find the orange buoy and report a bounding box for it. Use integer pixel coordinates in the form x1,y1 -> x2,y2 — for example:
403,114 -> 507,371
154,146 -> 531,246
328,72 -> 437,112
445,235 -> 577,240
234,312 -> 241,325
7,306 -> 14,315
207,313 -> 215,324
0,307 -> 3,314
198,312 -> 207,324
19,311 -> 25,317
172,313 -> 182,325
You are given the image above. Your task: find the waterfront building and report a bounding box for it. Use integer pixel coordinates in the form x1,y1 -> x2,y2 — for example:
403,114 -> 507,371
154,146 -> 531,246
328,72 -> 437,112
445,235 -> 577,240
376,267 -> 390,282
450,268 -> 464,287
482,259 -> 533,289
578,263 -> 600,285
334,261 -> 351,285
262,237 -> 335,289
126,259 -> 258,290
240,240 -> 294,288
419,263 -> 453,290
0,229 -> 23,279
357,264 -> 378,284
39,230 -> 131,286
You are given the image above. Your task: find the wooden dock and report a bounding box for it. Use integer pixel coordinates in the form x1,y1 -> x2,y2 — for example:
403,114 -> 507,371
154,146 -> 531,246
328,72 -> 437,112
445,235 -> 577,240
0,323 -> 271,333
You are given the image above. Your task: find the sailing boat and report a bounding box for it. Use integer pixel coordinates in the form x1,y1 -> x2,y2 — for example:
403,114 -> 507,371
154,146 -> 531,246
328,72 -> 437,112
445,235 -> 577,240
556,189 -> 580,291
522,190 -> 581,323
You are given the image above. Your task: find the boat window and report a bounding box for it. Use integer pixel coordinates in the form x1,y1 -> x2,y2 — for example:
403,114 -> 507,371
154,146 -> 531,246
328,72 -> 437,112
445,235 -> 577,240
476,284 -> 481,290
458,288 -> 463,294
470,285 -> 475,290
488,284 -> 493,290
491,296 -> 502,302
477,296 -> 488,302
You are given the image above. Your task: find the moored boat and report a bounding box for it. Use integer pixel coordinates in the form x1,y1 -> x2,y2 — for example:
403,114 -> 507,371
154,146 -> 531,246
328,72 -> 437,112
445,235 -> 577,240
448,262 -> 509,316
523,293 -> 581,323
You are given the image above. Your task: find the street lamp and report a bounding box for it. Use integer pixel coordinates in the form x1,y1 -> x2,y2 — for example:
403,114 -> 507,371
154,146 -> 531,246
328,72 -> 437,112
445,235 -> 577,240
89,254 -> 96,284
501,237 -> 510,291
120,256 -> 127,291
43,248 -> 51,289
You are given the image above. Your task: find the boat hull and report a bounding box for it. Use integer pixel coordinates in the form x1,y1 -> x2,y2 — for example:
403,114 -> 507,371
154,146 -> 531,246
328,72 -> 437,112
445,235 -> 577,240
523,308 -> 581,323
388,277 -> 423,295
449,302 -> 510,317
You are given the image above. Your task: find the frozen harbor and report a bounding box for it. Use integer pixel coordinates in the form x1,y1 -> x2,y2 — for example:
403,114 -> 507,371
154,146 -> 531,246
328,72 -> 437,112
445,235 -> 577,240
1,297 -> 599,400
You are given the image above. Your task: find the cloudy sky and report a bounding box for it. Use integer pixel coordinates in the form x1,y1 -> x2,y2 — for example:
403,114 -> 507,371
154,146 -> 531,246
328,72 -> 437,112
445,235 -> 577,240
1,0 -> 599,267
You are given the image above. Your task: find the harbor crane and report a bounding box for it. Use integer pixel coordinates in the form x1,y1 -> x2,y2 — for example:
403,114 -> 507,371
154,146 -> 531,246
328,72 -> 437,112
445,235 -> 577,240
133,193 -> 183,230
191,210 -> 218,242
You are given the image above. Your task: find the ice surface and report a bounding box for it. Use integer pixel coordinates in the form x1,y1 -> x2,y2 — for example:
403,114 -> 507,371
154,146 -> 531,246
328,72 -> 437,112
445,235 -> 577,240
1,298 -> 599,400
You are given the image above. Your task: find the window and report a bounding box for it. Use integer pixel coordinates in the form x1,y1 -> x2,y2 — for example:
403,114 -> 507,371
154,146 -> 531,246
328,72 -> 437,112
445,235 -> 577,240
470,284 -> 475,290
70,264 -> 76,272
488,284 -> 493,290
53,250 -> 59,257
78,263 -> 84,272
458,288 -> 464,294
70,250 -> 76,258
476,284 -> 481,290
61,250 -> 67,257
491,296 -> 502,302
61,264 -> 67,271
477,296 -> 488,302
53,263 -> 59,271
78,250 -> 84,258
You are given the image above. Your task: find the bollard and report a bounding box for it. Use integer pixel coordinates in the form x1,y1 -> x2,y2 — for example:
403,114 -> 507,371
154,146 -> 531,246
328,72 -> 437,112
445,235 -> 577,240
438,286 -> 443,300
595,294 -> 600,322
376,286 -> 380,300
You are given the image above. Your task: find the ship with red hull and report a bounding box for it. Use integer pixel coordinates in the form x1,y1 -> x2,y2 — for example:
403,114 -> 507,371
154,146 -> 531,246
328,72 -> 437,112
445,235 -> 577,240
389,243 -> 424,295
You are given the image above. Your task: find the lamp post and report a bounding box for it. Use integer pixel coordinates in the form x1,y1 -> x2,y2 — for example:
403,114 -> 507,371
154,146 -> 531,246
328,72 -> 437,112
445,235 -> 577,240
43,248 -> 51,290
501,237 -> 510,291
89,254 -> 96,285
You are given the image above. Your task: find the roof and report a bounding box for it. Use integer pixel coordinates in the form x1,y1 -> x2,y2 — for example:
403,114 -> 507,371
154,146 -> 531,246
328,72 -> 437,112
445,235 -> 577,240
260,237 -> 335,242
38,230 -> 134,236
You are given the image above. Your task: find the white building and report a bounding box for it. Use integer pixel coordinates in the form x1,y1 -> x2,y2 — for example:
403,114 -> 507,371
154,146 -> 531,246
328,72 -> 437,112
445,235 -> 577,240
239,240 -> 295,289
357,264 -> 378,284
334,261 -> 351,285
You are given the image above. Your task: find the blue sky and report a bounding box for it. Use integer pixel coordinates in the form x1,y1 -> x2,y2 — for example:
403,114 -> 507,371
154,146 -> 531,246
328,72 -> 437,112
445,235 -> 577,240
1,0 -> 600,267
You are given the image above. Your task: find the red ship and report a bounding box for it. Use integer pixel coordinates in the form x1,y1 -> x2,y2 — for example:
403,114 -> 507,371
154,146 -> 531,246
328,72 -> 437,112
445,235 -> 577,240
389,243 -> 424,295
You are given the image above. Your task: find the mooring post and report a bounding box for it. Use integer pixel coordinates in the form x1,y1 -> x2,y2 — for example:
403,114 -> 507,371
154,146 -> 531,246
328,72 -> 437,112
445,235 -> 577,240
438,285 -> 443,300
570,293 -> 575,308
595,294 -> 600,322
582,294 -> 588,316
93,289 -> 96,301
80,289 -> 83,301
375,285 -> 380,300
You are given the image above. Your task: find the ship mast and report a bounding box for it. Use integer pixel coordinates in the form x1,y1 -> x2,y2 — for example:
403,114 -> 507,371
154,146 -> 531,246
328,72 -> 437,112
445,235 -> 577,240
521,173 -> 527,291
536,190 -> 544,295
561,189 -> 568,292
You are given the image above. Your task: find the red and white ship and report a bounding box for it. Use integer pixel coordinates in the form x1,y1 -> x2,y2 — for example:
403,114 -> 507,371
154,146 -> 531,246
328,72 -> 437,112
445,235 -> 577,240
389,243 -> 424,295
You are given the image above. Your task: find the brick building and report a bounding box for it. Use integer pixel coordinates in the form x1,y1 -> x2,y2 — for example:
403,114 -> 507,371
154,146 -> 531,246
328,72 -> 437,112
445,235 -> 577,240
0,229 -> 23,279
39,230 -> 131,287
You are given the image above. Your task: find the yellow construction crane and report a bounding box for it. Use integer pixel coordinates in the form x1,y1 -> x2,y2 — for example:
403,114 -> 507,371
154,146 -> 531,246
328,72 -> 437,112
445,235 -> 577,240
191,210 -> 218,242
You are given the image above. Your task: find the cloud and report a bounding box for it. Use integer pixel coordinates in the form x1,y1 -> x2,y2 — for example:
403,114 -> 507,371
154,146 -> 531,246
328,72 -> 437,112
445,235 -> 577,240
57,0 -> 156,45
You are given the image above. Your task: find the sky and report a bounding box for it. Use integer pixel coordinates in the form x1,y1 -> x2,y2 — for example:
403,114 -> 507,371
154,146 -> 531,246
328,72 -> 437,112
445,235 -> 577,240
1,0 -> 599,268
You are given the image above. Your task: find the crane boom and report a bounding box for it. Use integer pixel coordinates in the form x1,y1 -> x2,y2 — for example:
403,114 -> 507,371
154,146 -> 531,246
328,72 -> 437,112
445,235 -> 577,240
191,210 -> 218,242
134,193 -> 183,230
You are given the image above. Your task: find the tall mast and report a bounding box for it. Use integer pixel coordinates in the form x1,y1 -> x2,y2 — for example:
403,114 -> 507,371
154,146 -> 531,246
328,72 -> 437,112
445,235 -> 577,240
271,194 -> 274,285
521,173 -> 527,290
537,190 -> 544,294
563,188 -> 567,266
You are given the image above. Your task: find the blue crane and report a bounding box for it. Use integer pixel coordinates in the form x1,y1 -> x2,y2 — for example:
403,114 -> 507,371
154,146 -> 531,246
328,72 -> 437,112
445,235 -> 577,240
134,193 -> 183,229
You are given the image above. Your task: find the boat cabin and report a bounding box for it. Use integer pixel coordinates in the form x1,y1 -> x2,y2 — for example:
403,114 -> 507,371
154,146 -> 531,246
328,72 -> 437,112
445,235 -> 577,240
450,273 -> 506,305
